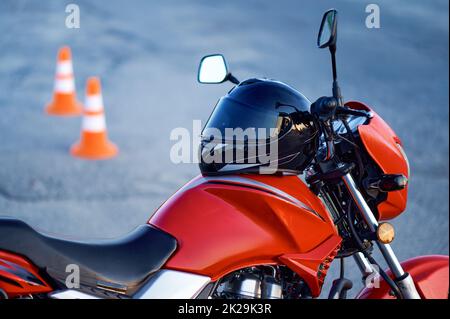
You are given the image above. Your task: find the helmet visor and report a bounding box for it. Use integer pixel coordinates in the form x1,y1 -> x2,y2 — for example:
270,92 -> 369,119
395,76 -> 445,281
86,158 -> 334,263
202,97 -> 291,143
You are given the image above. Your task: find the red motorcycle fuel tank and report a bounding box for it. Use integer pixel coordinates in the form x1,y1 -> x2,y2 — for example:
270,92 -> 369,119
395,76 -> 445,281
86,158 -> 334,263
149,174 -> 341,297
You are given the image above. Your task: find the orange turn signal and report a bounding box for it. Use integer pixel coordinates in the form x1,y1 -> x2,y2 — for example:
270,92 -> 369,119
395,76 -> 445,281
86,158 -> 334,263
376,222 -> 395,244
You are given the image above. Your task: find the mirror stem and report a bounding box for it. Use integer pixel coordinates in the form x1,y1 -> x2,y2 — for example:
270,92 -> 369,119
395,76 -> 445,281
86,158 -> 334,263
329,45 -> 343,105
226,73 -> 240,85
333,80 -> 343,106
330,46 -> 337,82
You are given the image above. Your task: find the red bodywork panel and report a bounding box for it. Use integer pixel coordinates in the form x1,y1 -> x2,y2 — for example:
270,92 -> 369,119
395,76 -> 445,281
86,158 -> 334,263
150,174 -> 340,297
357,255 -> 449,299
0,250 -> 52,298
279,234 -> 341,296
346,101 -> 409,221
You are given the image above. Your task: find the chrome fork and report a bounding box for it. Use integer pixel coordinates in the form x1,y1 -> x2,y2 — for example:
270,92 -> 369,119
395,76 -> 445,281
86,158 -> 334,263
342,173 -> 420,299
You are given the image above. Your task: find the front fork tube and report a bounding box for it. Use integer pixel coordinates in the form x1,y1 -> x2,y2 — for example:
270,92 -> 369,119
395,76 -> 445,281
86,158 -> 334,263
353,252 -> 374,281
342,173 -> 420,299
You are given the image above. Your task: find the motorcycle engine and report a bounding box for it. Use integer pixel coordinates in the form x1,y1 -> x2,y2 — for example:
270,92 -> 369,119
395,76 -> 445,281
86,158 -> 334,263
212,266 -> 311,299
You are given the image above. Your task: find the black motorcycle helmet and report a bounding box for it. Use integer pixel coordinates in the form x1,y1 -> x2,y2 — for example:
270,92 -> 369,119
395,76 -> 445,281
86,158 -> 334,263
199,78 -> 319,175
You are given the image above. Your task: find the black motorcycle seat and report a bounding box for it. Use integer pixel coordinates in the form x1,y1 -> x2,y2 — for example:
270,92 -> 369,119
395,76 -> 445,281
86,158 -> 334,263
0,217 -> 177,295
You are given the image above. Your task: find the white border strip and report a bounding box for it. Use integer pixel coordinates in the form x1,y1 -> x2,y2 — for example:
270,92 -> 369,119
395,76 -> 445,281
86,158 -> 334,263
54,78 -> 75,93
56,61 -> 73,76
85,95 -> 104,112
82,114 -> 106,132
50,290 -> 99,299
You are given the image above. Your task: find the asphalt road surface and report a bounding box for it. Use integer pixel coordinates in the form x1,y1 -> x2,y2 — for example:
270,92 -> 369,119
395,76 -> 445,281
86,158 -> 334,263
0,0 -> 448,298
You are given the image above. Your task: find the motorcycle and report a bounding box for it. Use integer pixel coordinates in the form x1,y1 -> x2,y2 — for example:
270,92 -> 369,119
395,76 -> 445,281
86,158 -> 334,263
0,9 -> 448,300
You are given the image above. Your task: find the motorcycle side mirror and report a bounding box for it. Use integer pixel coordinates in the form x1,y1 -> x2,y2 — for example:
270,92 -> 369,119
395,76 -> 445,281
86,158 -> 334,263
317,9 -> 343,105
317,9 -> 338,49
198,54 -> 239,85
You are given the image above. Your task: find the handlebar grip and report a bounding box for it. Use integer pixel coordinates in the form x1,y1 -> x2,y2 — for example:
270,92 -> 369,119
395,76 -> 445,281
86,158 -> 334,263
311,96 -> 339,121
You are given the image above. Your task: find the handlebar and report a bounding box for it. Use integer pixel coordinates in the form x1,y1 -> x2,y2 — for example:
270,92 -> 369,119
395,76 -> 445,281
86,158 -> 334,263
311,96 -> 371,161
311,96 -> 371,121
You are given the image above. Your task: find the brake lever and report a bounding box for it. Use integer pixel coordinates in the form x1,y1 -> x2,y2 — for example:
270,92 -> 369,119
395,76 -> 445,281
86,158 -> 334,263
335,106 -> 371,118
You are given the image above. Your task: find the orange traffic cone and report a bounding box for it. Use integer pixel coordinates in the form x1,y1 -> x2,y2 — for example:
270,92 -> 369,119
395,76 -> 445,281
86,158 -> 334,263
45,46 -> 82,116
70,77 -> 118,160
